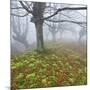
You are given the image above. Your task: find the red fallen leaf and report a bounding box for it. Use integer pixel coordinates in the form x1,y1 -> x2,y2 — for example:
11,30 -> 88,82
56,72 -> 68,86
63,71 -> 68,77
22,66 -> 30,74
62,73 -> 68,80
56,77 -> 63,85
56,78 -> 63,86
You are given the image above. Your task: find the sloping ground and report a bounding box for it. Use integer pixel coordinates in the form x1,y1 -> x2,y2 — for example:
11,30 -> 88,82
11,42 -> 87,89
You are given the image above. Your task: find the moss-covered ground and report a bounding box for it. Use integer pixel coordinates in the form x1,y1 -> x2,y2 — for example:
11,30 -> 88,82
11,41 -> 87,89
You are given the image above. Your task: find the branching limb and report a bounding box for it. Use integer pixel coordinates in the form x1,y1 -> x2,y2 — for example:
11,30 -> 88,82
43,7 -> 87,20
19,1 -> 33,14
11,13 -> 29,17
46,19 -> 86,25
11,7 -> 24,10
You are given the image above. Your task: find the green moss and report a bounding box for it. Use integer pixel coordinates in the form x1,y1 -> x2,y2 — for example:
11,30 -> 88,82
26,73 -> 36,81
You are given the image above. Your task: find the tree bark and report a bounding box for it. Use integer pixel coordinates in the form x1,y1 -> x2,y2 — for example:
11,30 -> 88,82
35,22 -> 44,52
32,2 -> 46,52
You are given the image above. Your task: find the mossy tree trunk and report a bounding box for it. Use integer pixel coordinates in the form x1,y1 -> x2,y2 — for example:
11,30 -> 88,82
32,2 -> 46,52
35,22 -> 44,52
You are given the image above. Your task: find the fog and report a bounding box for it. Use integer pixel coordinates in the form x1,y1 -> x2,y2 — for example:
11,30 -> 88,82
10,1 -> 87,55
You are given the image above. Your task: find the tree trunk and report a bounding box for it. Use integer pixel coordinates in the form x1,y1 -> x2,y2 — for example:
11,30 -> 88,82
35,22 -> 44,52
52,33 -> 56,42
32,2 -> 46,52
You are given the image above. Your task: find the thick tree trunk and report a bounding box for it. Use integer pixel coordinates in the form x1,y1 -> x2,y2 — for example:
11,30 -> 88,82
35,22 -> 44,52
31,2 -> 46,52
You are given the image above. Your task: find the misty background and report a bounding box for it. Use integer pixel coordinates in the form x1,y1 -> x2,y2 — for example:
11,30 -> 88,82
10,1 -> 87,54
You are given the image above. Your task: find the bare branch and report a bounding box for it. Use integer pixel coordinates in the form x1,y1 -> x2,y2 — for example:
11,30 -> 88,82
46,19 -> 86,25
75,11 -> 86,17
11,13 -> 29,17
44,22 -> 58,33
19,1 -> 33,14
44,22 -> 52,28
42,7 -> 87,20
11,7 -> 24,10
60,13 -> 72,19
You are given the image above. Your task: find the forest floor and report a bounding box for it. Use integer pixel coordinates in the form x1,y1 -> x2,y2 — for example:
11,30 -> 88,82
11,41 -> 87,89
